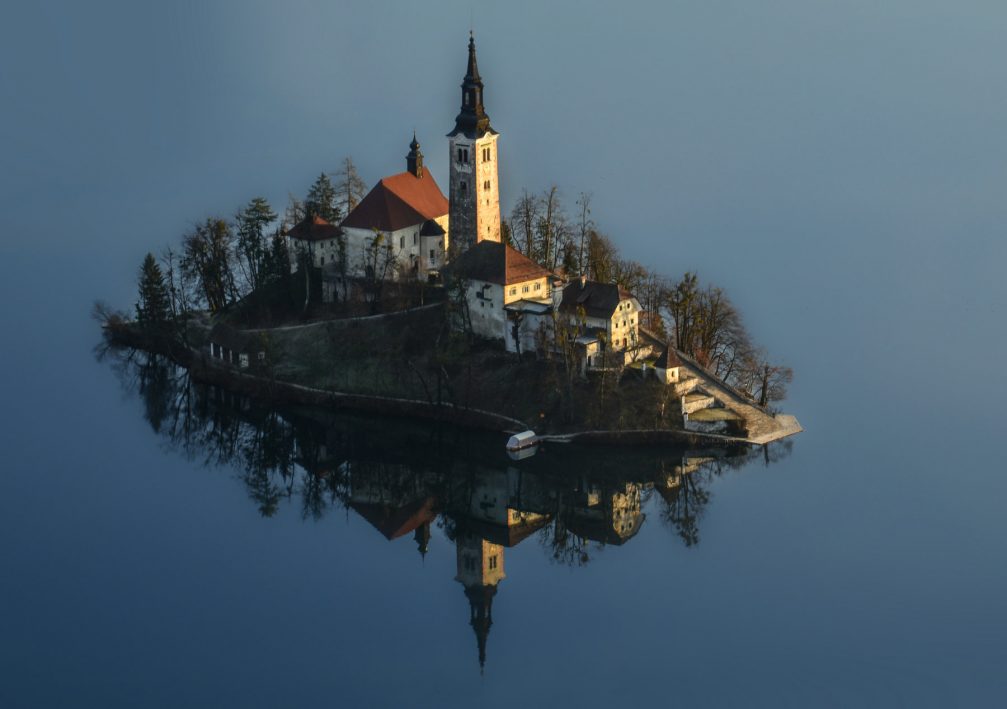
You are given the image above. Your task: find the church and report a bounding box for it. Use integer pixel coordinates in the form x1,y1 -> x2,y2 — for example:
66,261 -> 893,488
309,32 -> 502,284
288,33 -> 649,365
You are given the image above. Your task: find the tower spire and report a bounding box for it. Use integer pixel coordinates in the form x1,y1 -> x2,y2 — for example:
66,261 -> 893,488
406,131 -> 424,177
449,32 -> 491,139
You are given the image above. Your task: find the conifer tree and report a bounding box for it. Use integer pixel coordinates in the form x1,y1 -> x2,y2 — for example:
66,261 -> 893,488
304,173 -> 340,224
235,197 -> 277,291
136,252 -> 171,325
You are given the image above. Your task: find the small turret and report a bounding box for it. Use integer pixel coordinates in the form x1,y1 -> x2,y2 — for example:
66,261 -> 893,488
406,132 -> 424,178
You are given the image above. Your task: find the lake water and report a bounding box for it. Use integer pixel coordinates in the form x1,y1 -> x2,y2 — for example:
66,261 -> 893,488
3,2 -> 1006,707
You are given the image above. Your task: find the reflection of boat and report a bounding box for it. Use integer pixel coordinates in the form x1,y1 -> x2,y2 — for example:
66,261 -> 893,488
506,430 -> 537,452
507,446 -> 537,461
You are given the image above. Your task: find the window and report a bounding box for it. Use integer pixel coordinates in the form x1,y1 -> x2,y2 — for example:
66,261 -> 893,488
460,181 -> 467,195
400,235 -> 404,248
320,256 -> 325,265
457,147 -> 469,164
483,180 -> 491,191
522,285 -> 529,293
413,233 -> 417,246
488,555 -> 498,570
509,287 -> 517,296
534,283 -> 541,291
482,147 -> 491,161
429,249 -> 435,260
257,351 -> 266,362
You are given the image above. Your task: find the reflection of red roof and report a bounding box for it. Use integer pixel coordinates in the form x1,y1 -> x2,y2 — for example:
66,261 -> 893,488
341,171 -> 448,232
349,496 -> 437,540
444,241 -> 552,286
459,515 -> 551,548
285,214 -> 341,241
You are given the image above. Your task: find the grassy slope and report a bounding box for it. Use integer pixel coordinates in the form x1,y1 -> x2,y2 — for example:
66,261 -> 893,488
192,306 -> 683,435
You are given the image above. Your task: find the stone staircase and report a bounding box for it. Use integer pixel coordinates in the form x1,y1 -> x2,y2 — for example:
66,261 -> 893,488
681,390 -> 716,415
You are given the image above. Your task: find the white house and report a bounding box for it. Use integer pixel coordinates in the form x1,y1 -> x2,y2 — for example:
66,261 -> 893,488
285,214 -> 343,269
442,240 -> 554,343
653,345 -> 683,384
339,135 -> 449,281
559,277 -> 644,367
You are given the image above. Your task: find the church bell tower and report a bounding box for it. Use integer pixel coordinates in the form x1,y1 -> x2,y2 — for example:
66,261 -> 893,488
448,33 -> 501,254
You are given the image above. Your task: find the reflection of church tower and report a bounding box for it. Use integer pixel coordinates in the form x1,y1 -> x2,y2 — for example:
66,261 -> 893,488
447,33 -> 501,254
455,529 -> 505,670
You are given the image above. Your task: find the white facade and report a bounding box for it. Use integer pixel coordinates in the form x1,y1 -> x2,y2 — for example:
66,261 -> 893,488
288,235 -> 343,271
464,273 -> 552,342
342,215 -> 448,281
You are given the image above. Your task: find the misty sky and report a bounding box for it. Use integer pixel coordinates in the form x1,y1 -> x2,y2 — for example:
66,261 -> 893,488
2,0 -> 1006,418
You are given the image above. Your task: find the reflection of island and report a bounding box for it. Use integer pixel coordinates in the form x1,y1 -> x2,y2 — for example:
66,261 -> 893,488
106,350 -> 792,669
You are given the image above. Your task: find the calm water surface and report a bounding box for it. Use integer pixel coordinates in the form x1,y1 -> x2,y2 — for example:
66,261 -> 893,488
3,2 -> 1007,706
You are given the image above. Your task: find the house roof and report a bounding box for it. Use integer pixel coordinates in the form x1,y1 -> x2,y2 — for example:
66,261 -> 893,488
560,280 -> 636,320
285,214 -> 341,242
566,511 -> 645,546
341,170 -> 448,232
420,218 -> 445,237
349,496 -> 438,541
443,241 -> 552,286
458,514 -> 550,548
655,345 -> 682,369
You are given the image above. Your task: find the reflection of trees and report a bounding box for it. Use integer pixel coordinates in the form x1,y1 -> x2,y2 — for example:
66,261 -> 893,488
103,345 -> 792,555
660,473 -> 710,547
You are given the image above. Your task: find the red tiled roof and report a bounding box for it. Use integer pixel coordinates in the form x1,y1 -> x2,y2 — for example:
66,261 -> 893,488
285,214 -> 341,241
341,170 -> 448,232
443,241 -> 552,286
349,496 -> 438,541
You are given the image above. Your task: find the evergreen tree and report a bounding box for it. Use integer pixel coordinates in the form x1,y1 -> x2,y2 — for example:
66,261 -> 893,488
235,197 -> 277,291
136,252 -> 171,325
304,173 -> 341,224
266,231 -> 291,283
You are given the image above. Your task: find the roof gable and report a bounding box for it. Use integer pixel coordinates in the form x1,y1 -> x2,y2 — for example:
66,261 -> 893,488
560,280 -> 636,319
655,345 -> 682,369
341,170 -> 448,232
286,214 -> 340,241
443,241 -> 552,286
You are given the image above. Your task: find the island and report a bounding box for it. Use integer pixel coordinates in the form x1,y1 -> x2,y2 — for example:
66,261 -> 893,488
98,33 -> 801,448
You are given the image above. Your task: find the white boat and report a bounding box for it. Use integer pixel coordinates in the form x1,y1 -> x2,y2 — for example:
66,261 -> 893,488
506,430 -> 538,451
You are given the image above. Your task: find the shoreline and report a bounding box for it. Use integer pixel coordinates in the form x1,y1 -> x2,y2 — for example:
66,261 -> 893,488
104,324 -> 801,448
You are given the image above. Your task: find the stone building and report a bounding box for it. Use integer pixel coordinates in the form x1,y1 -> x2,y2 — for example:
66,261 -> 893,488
559,277 -> 644,366
285,214 -> 343,269
566,482 -> 645,546
442,240 -> 554,342
340,135 -> 450,281
448,33 -> 501,254
654,344 -> 683,384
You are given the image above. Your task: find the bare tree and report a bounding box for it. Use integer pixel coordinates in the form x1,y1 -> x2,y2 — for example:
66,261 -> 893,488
575,192 -> 594,275
510,189 -> 541,257
180,217 -> 238,312
334,156 -> 368,216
